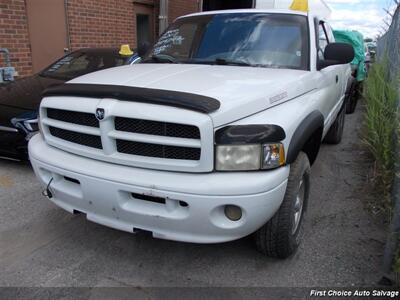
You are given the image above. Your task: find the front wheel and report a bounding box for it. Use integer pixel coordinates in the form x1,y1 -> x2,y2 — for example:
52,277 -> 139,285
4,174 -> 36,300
254,152 -> 311,259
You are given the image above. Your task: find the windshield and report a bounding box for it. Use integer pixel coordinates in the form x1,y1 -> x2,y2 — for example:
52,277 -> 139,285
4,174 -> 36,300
146,13 -> 309,70
40,51 -> 129,80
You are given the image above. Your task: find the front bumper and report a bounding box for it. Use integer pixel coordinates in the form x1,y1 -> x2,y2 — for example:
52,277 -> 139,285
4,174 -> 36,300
29,134 -> 289,244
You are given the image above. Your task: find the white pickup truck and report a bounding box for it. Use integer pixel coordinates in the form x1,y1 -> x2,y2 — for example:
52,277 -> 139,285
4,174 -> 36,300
29,6 -> 354,258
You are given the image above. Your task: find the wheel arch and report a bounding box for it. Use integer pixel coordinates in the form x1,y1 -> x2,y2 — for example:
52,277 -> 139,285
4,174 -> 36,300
286,111 -> 324,166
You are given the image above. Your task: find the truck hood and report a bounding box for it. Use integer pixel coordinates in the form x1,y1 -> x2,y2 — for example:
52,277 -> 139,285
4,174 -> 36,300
70,64 -> 314,127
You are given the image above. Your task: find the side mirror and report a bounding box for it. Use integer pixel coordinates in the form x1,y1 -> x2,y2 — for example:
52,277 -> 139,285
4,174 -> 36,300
318,43 -> 355,70
137,42 -> 151,58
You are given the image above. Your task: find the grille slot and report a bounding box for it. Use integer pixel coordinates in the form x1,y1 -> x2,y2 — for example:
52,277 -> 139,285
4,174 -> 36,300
49,127 -> 102,149
115,117 -> 200,139
116,140 -> 201,161
47,108 -> 99,128
131,193 -> 166,204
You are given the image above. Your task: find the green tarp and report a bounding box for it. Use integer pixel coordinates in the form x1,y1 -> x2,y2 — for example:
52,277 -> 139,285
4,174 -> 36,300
333,30 -> 366,82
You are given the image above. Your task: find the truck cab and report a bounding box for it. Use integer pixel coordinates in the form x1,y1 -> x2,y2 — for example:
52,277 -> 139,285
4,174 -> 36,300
29,2 -> 354,258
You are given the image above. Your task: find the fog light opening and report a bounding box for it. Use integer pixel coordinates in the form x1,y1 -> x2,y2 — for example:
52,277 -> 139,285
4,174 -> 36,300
224,205 -> 242,221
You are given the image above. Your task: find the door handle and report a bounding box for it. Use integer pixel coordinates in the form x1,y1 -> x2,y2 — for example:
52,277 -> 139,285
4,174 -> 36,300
336,75 -> 339,83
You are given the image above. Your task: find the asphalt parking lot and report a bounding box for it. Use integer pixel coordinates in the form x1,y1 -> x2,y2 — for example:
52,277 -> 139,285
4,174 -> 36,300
0,105 -> 386,288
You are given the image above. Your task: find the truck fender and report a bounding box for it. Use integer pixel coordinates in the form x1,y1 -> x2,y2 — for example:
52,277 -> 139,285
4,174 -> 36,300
286,111 -> 324,165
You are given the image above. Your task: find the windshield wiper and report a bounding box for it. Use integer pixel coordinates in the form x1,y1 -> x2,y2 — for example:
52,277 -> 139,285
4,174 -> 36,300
147,54 -> 178,64
187,58 -> 252,67
214,58 -> 252,66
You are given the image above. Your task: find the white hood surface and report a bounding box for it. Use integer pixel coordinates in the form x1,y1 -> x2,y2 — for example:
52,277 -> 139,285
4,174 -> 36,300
69,64 -> 315,127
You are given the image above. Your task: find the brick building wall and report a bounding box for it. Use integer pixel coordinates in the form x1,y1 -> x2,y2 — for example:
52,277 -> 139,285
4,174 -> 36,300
0,0 -> 32,77
0,0 -> 199,78
66,0 -> 136,49
169,0 -> 199,23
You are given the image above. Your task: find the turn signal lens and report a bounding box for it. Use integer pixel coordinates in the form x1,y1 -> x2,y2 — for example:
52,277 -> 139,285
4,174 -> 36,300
262,144 -> 285,170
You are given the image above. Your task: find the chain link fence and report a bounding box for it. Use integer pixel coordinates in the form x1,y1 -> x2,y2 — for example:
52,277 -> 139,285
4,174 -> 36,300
377,4 -> 400,82
377,3 -> 400,284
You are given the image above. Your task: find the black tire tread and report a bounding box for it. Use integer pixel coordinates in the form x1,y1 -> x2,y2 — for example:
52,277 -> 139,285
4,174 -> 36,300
255,152 -> 310,258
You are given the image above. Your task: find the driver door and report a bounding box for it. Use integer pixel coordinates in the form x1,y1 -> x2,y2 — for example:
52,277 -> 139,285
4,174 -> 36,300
316,21 -> 342,131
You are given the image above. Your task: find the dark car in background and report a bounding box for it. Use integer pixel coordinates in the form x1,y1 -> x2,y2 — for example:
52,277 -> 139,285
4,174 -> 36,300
0,48 -> 139,160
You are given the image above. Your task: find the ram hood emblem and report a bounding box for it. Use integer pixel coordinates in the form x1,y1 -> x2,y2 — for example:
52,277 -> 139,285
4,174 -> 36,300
95,108 -> 105,121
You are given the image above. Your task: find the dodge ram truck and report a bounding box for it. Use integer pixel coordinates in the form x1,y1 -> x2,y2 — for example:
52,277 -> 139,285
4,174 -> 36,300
29,7 -> 354,258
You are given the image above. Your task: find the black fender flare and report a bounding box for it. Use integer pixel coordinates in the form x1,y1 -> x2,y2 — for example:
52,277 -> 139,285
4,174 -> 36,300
286,111 -> 324,164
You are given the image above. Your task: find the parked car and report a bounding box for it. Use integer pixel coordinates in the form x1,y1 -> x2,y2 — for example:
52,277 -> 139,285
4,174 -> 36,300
364,43 -> 371,73
0,47 -> 139,160
366,41 -> 377,61
29,1 -> 353,258
333,30 -> 366,114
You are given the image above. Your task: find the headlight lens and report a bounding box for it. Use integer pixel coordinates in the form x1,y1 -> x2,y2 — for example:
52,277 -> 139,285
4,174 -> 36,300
216,143 -> 285,171
216,145 -> 261,171
11,111 -> 39,134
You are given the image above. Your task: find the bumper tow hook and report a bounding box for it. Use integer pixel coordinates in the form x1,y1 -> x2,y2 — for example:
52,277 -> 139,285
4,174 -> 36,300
42,178 -> 54,199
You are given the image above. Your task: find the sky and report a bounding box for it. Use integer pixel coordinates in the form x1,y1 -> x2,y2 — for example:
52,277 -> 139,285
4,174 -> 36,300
326,0 -> 398,39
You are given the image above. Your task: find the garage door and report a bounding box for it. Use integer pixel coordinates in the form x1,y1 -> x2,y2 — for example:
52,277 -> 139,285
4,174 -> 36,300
26,0 -> 68,72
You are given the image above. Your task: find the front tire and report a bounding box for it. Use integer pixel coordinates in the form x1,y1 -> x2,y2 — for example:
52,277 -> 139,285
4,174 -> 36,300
254,152 -> 311,259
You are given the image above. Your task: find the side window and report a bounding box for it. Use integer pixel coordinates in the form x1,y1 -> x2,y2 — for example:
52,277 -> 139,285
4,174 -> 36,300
324,23 -> 336,43
318,23 -> 329,60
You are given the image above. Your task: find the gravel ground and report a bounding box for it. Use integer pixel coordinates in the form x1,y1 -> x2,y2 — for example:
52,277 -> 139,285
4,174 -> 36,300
0,104 -> 387,289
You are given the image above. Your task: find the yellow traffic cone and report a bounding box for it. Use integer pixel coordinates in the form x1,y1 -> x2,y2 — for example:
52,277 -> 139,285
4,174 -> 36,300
290,0 -> 309,12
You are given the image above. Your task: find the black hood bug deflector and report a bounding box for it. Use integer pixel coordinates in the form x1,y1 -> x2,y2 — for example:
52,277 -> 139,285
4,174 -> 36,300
43,83 -> 221,114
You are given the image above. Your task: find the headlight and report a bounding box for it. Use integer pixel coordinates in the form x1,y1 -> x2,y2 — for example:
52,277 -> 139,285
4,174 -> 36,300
216,143 -> 285,171
11,111 -> 39,140
215,124 -> 286,172
23,119 -> 39,132
216,145 -> 261,171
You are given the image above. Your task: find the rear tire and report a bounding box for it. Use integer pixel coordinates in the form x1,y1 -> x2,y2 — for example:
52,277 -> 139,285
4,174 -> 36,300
324,106 -> 345,145
254,152 -> 310,259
